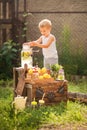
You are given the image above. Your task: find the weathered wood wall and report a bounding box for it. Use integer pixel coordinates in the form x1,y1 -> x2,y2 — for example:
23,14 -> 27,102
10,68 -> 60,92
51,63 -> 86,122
0,0 -> 26,46
0,0 -> 14,46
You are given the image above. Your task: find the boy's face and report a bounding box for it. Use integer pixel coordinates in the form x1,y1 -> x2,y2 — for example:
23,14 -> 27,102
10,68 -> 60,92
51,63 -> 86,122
39,26 -> 51,37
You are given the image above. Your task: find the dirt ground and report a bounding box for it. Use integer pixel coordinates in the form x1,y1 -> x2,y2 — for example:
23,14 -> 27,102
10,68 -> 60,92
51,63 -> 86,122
38,124 -> 87,130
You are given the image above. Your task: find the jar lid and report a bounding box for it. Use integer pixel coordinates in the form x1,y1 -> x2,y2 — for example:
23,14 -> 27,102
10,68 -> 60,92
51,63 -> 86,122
23,44 -> 30,50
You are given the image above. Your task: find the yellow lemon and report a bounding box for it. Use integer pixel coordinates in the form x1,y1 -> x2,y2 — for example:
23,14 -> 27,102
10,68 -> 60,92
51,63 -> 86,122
43,73 -> 51,79
28,68 -> 33,75
24,52 -> 29,57
39,75 -> 44,79
38,69 -> 43,75
41,67 -> 47,74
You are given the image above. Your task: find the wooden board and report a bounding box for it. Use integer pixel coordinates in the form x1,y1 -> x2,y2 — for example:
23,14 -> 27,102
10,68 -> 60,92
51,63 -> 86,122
15,69 -> 25,96
68,92 -> 87,104
26,80 -> 68,105
15,64 -> 28,96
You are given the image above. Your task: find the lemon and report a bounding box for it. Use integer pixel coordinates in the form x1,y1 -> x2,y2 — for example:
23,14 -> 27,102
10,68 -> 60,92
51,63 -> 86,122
43,73 -> 51,79
28,68 -> 33,75
24,52 -> 29,57
41,67 -> 47,74
39,75 -> 43,79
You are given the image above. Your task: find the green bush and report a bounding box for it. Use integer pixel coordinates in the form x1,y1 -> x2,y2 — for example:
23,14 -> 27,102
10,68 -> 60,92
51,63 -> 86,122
0,40 -> 21,79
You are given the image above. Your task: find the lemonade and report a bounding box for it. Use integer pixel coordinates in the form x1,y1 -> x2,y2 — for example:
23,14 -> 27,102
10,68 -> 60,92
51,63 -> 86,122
21,45 -> 32,68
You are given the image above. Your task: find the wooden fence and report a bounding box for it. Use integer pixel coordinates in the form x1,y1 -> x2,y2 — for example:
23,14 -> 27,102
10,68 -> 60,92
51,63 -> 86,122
0,0 -> 27,46
0,0 -> 14,46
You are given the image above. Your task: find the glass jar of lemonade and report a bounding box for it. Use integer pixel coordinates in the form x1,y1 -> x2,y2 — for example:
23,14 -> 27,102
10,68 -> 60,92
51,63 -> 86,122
21,44 -> 32,68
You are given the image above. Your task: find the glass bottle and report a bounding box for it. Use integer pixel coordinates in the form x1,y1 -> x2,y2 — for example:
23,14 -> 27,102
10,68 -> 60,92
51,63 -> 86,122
57,67 -> 65,80
21,44 -> 32,68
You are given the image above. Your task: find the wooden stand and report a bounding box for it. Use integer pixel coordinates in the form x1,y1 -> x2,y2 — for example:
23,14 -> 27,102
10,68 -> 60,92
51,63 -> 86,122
13,67 -> 68,105
25,79 -> 68,105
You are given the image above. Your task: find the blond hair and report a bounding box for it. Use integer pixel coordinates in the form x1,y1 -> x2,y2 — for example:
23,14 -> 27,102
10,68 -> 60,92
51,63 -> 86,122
38,19 -> 52,28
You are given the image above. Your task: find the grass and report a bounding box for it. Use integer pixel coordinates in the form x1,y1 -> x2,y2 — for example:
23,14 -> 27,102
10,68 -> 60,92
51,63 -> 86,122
68,80 -> 87,94
0,79 -> 87,130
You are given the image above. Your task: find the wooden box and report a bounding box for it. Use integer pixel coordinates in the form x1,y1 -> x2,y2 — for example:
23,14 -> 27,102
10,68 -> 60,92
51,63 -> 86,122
13,67 -> 68,105
26,79 -> 68,105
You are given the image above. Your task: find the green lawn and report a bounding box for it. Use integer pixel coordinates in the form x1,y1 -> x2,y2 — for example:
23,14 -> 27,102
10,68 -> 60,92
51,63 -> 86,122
68,80 -> 87,93
0,79 -> 87,130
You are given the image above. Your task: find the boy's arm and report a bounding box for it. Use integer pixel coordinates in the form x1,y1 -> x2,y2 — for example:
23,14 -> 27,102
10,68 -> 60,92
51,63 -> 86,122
30,35 -> 54,48
35,37 -> 42,44
23,37 -> 42,45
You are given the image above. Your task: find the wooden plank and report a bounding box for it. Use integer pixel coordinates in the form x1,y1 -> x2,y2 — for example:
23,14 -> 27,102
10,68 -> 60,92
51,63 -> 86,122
0,1 -> 14,19
13,68 -> 19,97
0,19 -> 12,23
68,92 -> 87,103
15,69 -> 25,96
0,24 -> 12,29
6,2 -> 9,19
11,0 -> 15,19
14,0 -> 19,18
0,0 -> 15,45
8,0 -> 12,19
0,28 -> 11,43
6,28 -> 11,40
0,29 -> 2,46
0,0 -> 12,2
3,1 -> 6,19
15,65 -> 28,96
0,2 -> 3,19
2,28 -> 6,42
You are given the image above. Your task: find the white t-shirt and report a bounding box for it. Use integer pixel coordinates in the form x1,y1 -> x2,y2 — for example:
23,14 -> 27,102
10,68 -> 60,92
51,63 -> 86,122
41,34 -> 58,58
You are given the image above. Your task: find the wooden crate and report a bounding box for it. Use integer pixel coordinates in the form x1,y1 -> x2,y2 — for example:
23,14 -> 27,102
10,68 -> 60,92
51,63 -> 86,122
13,67 -> 68,105
26,79 -> 68,105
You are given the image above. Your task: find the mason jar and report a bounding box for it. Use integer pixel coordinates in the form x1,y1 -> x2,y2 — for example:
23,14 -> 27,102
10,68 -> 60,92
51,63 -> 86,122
21,44 -> 32,68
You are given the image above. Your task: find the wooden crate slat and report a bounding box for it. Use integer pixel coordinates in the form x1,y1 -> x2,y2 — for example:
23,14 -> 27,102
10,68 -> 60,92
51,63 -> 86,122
0,0 -> 27,45
6,2 -> 9,19
0,29 -> 2,46
0,2 -> 3,19
0,24 -> 12,29
8,1 -> 13,19
2,1 -> 6,19
2,28 -> 6,42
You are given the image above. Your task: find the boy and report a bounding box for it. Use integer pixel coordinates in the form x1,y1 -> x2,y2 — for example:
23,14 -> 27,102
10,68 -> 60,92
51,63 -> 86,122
24,19 -> 58,69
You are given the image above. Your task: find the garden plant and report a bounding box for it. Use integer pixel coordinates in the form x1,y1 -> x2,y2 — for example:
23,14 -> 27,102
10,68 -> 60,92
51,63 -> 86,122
0,79 -> 87,130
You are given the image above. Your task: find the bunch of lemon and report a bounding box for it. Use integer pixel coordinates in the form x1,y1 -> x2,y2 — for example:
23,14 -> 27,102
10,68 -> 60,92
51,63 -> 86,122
27,67 -> 52,80
38,67 -> 51,79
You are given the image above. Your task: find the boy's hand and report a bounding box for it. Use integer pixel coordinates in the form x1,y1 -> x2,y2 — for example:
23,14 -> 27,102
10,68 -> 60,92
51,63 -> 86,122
29,41 -> 37,46
23,41 -> 38,47
23,42 -> 33,46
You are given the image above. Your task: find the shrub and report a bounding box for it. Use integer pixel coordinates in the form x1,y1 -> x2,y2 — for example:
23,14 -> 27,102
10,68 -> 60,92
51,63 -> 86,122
0,40 -> 21,79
